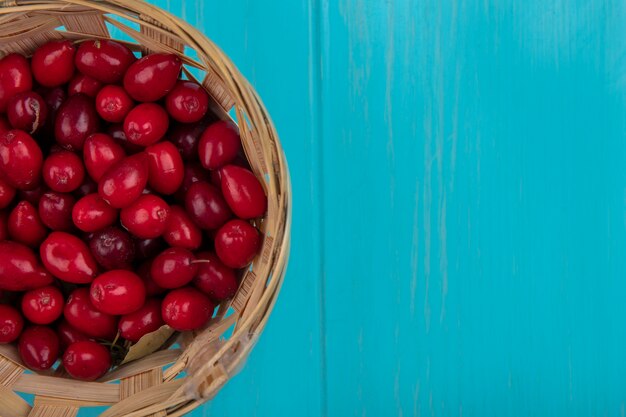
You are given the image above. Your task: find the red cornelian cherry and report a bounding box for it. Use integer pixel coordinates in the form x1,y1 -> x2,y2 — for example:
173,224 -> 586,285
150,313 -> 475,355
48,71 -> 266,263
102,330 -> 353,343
0,211 -> 7,240
198,121 -> 241,169
214,219 -> 261,268
165,81 -> 209,123
8,200 -> 47,247
163,205 -> 202,250
39,192 -> 75,231
72,193 -> 118,232
138,260 -> 166,296
95,85 -> 133,123
21,285 -> 64,325
31,40 -> 75,87
185,182 -> 232,230
123,103 -> 169,147
123,53 -> 182,102
64,287 -> 117,339
90,270 -> 146,315
89,226 -> 135,270
0,130 -> 43,190
161,287 -> 215,331
0,177 -> 16,208
146,141 -> 184,194
68,74 -> 102,97
0,305 -> 24,343
0,241 -> 53,291
193,252 -> 238,301
98,153 -> 149,208
18,326 -> 59,371
75,39 -> 136,84
83,133 -> 126,182
40,231 -> 98,284
170,119 -> 212,161
63,340 -> 111,381
7,91 -> 48,134
118,298 -> 164,342
220,165 -> 267,219
150,248 -> 198,289
120,194 -> 170,239
43,151 -> 85,193
57,320 -> 92,350
55,93 -> 100,151
0,54 -> 32,113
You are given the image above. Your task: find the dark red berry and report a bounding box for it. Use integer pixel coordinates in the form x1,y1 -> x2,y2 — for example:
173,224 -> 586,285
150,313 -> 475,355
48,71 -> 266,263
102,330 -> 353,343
41,86 -> 66,137
0,177 -> 16,209
123,53 -> 182,102
43,151 -> 85,193
135,238 -> 166,261
0,54 -> 32,113
0,305 -> 24,343
163,205 -> 202,249
198,121 -> 241,169
0,117 -> 9,134
72,193 -> 118,232
169,119 -> 213,161
90,270 -> 145,315
118,298 -> 164,342
185,182 -> 232,230
64,288 -> 117,339
150,248 -> 198,289
21,285 -> 64,325
55,93 -> 100,151
7,91 -> 48,134
17,183 -> 48,205
177,162 -> 210,198
123,103 -> 169,147
165,81 -> 209,123
161,287 -> 215,331
18,326 -> 59,370
83,133 -> 126,182
74,177 -> 98,198
120,194 -> 170,239
57,320 -> 92,350
0,130 -> 43,190
193,252 -> 238,301
8,200 -> 47,247
107,123 -> 143,154
214,219 -> 261,268
89,226 -> 135,270
39,192 -> 75,231
0,211 -> 7,240
137,260 -> 166,296
63,340 -> 111,381
75,39 -> 136,84
31,40 -> 75,87
95,85 -> 133,123
98,153 -> 149,208
68,74 -> 102,97
40,231 -> 98,284
0,241 -> 53,291
146,141 -> 184,194
219,165 -> 267,219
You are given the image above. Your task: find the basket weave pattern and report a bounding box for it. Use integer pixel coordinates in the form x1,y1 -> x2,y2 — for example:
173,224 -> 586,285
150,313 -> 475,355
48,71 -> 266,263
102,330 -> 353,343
0,1 -> 291,416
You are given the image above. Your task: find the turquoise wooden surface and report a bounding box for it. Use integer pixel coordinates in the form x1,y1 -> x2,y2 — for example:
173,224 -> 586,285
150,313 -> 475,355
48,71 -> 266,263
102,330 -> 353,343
81,0 -> 626,415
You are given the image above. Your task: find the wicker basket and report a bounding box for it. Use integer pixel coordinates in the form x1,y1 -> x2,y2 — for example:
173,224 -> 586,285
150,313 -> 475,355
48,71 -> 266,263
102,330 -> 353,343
0,1 -> 291,416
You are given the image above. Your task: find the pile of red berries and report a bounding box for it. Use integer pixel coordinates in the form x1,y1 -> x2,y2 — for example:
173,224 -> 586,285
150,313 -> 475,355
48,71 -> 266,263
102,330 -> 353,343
0,39 -> 266,381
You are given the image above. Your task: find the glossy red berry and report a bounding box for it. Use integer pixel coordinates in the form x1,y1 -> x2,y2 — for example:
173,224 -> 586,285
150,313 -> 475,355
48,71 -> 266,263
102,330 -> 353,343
57,320 -> 92,350
39,192 -> 75,231
0,130 -> 43,190
107,123 -> 143,154
31,40 -> 75,87
123,53 -> 182,102
165,81 -> 209,123
43,151 -> 85,193
63,340 -> 111,381
198,121 -> 241,169
54,93 -> 100,151
161,287 -> 215,331
150,248 -> 198,289
163,205 -> 202,250
0,305 -> 24,343
215,219 -> 261,268
185,182 -> 232,230
83,133 -> 126,182
72,193 -> 118,232
95,85 -> 133,123
18,326 -> 59,371
67,74 -> 102,97
123,103 -> 169,147
7,91 -> 48,134
75,39 -> 136,84
21,285 -> 64,325
64,288 -> 117,339
118,298 -> 164,342
90,270 -> 145,315
0,54 -> 32,112
220,165 -> 267,219
146,141 -> 184,194
120,194 -> 170,239
40,231 -> 98,284
8,200 -> 47,247
89,226 -> 135,270
0,177 -> 16,209
0,241 -> 53,291
98,153 -> 149,208
193,252 -> 238,301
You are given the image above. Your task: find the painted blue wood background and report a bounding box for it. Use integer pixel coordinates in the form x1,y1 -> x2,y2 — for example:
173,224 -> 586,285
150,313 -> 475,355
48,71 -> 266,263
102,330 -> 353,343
88,0 -> 626,416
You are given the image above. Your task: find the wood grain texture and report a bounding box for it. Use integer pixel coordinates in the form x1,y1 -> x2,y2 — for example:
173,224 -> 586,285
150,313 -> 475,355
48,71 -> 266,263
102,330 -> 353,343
78,0 -> 626,416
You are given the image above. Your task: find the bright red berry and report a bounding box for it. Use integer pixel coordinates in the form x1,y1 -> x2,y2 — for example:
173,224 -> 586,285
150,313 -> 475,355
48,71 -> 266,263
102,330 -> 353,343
0,305 -> 24,343
120,194 -> 170,239
63,340 -> 111,381
83,133 -> 126,182
75,39 -> 136,84
31,40 -> 75,86
0,54 -> 32,113
165,81 -> 209,123
64,287 -> 117,340
21,285 -> 64,325
72,193 -> 118,232
98,153 -> 149,208
54,93 -> 100,151
150,247 -> 198,289
90,270 -> 146,315
0,130 -> 43,190
185,182 -> 232,230
118,298 -> 164,342
95,85 -> 133,123
146,141 -> 184,194
123,103 -> 169,147
8,200 -> 47,247
38,192 -> 75,231
220,165 -> 267,219
123,53 -> 181,102
161,287 -> 215,331
0,177 -> 16,209
0,241 -> 53,291
193,252 -> 238,301
163,205 -> 202,249
68,74 -> 102,97
7,91 -> 47,134
43,151 -> 85,193
198,121 -> 241,169
18,325 -> 60,370
214,219 -> 261,268
40,231 -> 98,284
